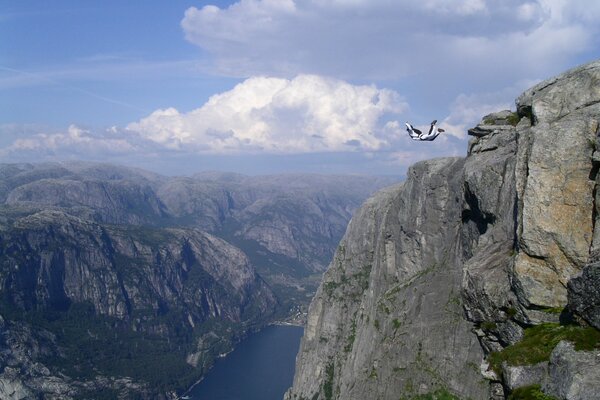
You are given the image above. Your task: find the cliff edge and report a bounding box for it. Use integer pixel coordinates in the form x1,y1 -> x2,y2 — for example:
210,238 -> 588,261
285,60 -> 600,400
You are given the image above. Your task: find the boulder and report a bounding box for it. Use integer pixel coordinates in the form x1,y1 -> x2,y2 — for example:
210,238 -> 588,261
567,262 -> 600,330
502,362 -> 548,393
543,341 -> 600,400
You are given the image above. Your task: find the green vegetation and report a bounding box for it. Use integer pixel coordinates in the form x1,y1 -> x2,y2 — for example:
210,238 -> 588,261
323,264 -> 372,300
480,321 -> 497,331
507,112 -> 521,126
587,136 -> 598,151
324,281 -> 340,297
368,366 -> 378,379
0,300 -> 202,393
482,112 -> 520,126
344,318 -> 357,353
381,304 -> 391,314
400,388 -> 462,400
488,323 -> 600,375
323,362 -> 335,400
392,318 -> 402,329
508,385 -> 557,400
506,307 -> 518,318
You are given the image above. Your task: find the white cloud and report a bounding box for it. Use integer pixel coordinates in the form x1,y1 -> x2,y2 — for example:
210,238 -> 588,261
1,125 -> 138,158
180,0 -> 600,86
438,81 -> 536,139
126,74 -> 407,154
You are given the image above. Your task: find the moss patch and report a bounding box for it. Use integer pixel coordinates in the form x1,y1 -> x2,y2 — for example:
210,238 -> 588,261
508,385 -> 557,400
400,388 -> 462,400
489,323 -> 600,374
323,362 -> 335,400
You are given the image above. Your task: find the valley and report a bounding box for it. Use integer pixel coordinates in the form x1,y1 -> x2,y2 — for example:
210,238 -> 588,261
0,163 -> 397,399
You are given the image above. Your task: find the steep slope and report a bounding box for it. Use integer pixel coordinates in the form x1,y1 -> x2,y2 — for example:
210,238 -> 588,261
0,164 -> 394,398
0,166 -> 397,321
0,210 -> 276,399
286,60 -> 600,400
286,158 -> 488,400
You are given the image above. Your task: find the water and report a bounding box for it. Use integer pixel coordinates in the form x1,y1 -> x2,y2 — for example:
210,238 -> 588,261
189,325 -> 304,400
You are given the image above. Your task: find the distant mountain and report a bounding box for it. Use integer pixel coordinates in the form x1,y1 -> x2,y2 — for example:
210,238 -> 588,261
0,162 -> 397,398
1,163 -> 398,317
0,209 -> 276,399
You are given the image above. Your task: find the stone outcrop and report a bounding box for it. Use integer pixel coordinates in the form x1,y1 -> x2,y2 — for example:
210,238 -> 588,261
502,362 -> 548,393
286,60 -> 600,400
513,62 -> 599,309
568,262 -> 600,329
286,158 -> 488,400
543,341 -> 600,400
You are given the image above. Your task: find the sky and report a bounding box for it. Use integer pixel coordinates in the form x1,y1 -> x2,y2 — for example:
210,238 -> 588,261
1,0 -> 599,176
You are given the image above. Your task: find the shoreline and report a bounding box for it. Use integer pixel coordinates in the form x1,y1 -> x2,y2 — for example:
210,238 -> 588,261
270,320 -> 305,328
180,323 -> 304,398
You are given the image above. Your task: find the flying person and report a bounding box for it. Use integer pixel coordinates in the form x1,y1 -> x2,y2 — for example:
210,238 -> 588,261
405,122 -> 422,140
418,120 -> 445,141
405,120 -> 445,141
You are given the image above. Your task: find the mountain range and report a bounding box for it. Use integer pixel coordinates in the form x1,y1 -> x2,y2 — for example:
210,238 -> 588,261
0,163 -> 397,399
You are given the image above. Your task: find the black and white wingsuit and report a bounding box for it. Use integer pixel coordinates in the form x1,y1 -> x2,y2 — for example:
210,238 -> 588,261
405,120 -> 445,141
405,122 -> 422,140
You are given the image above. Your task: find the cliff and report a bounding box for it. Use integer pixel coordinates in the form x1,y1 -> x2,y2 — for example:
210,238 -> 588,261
0,167 -> 394,398
0,210 -> 276,399
286,60 -> 600,400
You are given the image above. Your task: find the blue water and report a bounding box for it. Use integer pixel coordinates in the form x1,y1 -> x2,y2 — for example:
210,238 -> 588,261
189,325 -> 304,400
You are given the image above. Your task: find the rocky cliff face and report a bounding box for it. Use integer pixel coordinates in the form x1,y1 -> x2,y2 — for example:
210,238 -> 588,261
0,166 -> 394,398
287,159 -> 488,399
0,210 -> 276,399
286,60 -> 600,400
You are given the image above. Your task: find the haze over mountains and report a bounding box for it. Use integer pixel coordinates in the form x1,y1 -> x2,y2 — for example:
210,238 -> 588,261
0,162 -> 397,399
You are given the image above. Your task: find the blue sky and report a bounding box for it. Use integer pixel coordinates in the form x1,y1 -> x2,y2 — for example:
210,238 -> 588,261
1,0 -> 599,175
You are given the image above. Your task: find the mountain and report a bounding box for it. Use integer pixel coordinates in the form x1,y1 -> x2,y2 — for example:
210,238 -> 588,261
0,165 -> 395,398
0,164 -> 397,319
285,60 -> 600,400
0,210 -> 276,399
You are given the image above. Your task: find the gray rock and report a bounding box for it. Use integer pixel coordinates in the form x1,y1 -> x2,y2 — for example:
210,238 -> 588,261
1,162 -> 396,277
513,60 -> 600,308
502,361 -> 548,392
0,209 -> 277,398
543,341 -> 600,400
286,59 -> 600,400
0,372 -> 34,400
286,158 -> 488,400
516,60 -> 600,123
489,382 -> 505,400
568,262 -> 600,329
462,114 -> 523,350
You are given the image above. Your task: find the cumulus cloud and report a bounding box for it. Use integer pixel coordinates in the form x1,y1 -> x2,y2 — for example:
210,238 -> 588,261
0,124 -> 139,159
439,80 -> 537,138
126,74 -> 407,153
181,0 -> 600,87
